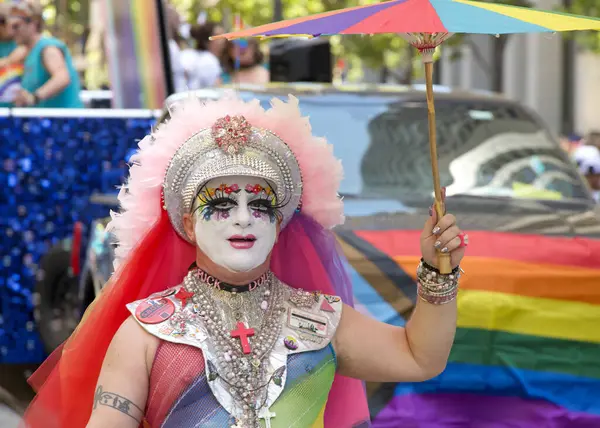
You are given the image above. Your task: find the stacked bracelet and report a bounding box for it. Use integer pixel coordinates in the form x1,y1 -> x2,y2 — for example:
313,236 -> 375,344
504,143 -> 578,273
416,260 -> 460,305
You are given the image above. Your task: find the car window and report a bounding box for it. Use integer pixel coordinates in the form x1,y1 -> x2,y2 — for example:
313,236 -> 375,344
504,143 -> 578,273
240,92 -> 590,202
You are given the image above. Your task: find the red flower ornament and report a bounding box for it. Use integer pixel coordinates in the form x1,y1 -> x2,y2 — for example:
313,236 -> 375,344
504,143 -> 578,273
211,115 -> 252,154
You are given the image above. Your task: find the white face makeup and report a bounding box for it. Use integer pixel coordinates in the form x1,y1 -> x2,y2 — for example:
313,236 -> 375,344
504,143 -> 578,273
193,176 -> 279,273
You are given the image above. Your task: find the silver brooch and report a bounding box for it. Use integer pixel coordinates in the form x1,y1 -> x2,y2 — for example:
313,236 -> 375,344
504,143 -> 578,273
289,289 -> 319,308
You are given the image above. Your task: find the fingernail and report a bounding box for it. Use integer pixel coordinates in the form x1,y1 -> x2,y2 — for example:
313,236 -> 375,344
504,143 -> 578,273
428,206 -> 433,216
432,226 -> 441,234
434,240 -> 442,248
441,247 -> 449,253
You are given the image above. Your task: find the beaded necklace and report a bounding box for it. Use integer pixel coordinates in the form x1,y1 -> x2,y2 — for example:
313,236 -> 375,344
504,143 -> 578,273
185,270 -> 287,427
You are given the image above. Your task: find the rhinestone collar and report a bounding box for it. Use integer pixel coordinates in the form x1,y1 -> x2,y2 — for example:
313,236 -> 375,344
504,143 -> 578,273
191,264 -> 269,293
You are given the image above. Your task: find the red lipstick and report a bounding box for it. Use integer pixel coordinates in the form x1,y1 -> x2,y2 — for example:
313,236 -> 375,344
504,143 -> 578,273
228,234 -> 256,249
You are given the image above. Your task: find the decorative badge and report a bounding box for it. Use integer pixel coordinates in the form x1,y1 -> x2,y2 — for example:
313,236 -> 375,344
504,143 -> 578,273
288,308 -> 328,337
135,298 -> 175,324
169,310 -> 199,336
324,295 -> 341,304
289,289 -> 319,309
158,288 -> 177,298
273,366 -> 286,387
158,325 -> 175,336
283,336 -> 298,350
320,299 -> 335,313
174,288 -> 194,307
299,333 -> 324,345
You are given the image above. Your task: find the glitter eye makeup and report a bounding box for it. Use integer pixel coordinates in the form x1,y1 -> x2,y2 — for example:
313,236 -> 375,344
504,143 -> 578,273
245,183 -> 280,223
193,181 -> 283,224
194,184 -> 242,221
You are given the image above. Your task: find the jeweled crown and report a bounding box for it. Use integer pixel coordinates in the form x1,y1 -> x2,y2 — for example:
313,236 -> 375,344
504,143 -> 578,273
163,115 -> 303,243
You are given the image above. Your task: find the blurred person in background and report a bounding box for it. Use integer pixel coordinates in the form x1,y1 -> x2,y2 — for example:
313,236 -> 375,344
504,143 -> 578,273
180,21 -> 224,89
584,131 -> 600,150
166,4 -> 186,93
0,2 -> 17,59
83,0 -> 109,91
10,2 -> 82,108
0,2 -> 29,108
573,144 -> 600,202
559,133 -> 582,155
222,38 -> 269,84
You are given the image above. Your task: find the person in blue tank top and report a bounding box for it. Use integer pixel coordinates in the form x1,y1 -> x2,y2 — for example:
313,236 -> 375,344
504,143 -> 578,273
0,2 -> 16,57
0,2 -> 29,70
0,3 -> 20,107
10,2 -> 82,108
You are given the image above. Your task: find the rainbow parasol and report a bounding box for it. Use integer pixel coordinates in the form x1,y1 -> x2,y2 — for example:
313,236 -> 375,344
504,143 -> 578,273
214,0 -> 600,273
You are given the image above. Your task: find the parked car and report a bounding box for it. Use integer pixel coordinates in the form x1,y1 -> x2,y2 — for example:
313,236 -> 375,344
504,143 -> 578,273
36,83 -> 600,425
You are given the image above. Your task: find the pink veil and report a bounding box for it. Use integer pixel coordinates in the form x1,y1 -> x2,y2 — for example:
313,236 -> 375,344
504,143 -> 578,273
272,213 -> 371,426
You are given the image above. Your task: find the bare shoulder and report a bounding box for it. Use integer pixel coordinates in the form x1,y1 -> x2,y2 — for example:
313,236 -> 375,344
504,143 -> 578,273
41,45 -> 64,61
112,316 -> 160,375
87,317 -> 159,427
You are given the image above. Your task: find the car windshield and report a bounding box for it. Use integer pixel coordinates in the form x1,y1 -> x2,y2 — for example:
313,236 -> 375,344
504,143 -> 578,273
240,91 -> 590,203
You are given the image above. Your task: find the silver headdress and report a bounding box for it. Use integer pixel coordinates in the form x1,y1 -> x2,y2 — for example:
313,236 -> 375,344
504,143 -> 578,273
163,115 -> 303,243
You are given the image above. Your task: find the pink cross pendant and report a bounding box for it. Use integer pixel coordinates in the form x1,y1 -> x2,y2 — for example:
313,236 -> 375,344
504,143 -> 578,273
230,321 -> 255,354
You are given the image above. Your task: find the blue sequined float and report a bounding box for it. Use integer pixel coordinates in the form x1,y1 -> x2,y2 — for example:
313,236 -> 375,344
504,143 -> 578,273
0,114 -> 155,363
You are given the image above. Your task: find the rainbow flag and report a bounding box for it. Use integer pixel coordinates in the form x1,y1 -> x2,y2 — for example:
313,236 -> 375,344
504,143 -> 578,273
102,0 -> 167,108
0,63 -> 23,104
337,229 -> 600,427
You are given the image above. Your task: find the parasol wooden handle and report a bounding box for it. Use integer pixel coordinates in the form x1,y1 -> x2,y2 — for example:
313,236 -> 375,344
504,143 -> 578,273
424,60 -> 452,275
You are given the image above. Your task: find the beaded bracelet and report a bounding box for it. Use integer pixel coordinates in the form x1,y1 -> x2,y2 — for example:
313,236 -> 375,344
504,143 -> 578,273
416,260 -> 460,305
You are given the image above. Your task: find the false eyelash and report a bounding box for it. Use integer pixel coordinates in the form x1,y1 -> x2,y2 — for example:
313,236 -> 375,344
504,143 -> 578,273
207,197 -> 237,209
253,181 -> 290,212
191,181 -> 290,222
249,199 -> 275,210
192,184 -> 227,215
195,197 -> 235,222
249,182 -> 288,223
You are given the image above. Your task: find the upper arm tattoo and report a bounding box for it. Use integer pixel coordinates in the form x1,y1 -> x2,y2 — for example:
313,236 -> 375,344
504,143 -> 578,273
93,385 -> 144,423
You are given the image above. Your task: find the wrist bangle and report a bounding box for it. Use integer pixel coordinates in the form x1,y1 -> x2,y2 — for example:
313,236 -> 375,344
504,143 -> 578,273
417,285 -> 458,305
416,260 -> 460,305
420,258 -> 460,276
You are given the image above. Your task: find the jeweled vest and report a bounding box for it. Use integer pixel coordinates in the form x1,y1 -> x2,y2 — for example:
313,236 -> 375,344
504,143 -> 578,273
127,279 -> 343,428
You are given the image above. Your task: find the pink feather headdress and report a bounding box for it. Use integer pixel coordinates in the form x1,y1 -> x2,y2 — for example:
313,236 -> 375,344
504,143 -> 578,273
107,94 -> 345,265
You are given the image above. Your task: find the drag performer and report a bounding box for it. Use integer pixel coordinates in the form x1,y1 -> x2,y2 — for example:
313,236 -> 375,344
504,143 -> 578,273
23,95 -> 467,428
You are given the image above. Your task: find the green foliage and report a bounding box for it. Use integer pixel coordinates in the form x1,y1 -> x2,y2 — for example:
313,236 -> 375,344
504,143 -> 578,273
170,0 -> 412,81
40,0 -> 89,49
562,0 -> 600,52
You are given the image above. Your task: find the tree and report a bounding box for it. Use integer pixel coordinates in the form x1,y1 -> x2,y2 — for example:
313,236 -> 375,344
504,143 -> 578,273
39,0 -> 89,53
563,0 -> 600,52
